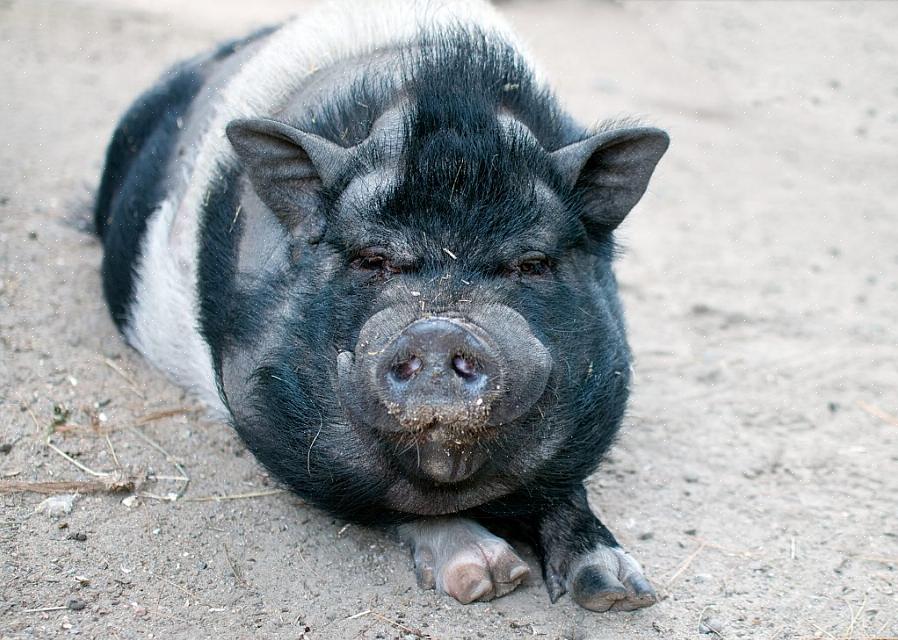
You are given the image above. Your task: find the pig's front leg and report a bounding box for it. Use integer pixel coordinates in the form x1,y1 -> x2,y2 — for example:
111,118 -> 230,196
397,517 -> 530,604
538,485 -> 657,612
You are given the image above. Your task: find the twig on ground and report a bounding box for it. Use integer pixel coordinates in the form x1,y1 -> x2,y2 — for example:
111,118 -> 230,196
0,474 -> 137,495
857,401 -> 898,428
103,358 -> 146,398
21,605 -> 68,613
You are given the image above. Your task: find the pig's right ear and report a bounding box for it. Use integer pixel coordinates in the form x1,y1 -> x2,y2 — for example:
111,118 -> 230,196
552,127 -> 669,234
226,118 -> 348,229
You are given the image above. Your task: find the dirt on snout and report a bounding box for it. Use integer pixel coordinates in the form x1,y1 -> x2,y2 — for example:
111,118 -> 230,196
2,1 -> 897,639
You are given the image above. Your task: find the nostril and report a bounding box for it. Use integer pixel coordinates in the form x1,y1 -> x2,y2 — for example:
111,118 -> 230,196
391,355 -> 423,382
451,354 -> 479,380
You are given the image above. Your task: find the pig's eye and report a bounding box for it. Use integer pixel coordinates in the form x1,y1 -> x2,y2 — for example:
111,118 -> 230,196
351,249 -> 401,275
512,252 -> 552,278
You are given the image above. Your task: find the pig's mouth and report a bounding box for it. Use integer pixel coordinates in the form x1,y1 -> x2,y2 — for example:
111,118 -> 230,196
382,422 -> 495,484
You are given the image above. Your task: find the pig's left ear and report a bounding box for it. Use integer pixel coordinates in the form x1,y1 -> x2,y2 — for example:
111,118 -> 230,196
226,118 -> 349,228
552,127 -> 669,232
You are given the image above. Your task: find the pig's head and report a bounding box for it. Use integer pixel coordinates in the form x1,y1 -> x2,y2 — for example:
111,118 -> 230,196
220,43 -> 668,522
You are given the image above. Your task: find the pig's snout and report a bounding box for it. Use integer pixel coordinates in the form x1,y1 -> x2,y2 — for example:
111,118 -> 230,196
377,318 -> 501,429
338,305 -> 553,483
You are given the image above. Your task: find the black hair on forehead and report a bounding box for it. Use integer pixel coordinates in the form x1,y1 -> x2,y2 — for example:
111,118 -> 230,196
380,27 -> 582,247
299,27 -> 590,258
405,27 -> 575,152
298,73 -> 396,148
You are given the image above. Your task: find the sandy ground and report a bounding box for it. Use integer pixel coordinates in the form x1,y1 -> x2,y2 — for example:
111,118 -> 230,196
2,0 -> 897,638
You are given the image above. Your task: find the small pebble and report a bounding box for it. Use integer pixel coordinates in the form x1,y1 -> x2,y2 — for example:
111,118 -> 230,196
67,532 -> 88,542
0,443 -> 12,454
693,573 -> 712,584
35,494 -> 78,518
699,616 -> 724,635
67,598 -> 86,611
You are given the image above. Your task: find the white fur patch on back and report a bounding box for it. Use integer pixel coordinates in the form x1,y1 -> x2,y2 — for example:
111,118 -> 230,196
126,199 -> 224,412
127,0 -> 532,411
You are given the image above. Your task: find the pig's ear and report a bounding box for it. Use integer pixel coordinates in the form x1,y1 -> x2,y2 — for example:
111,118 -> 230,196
552,127 -> 669,232
226,118 -> 349,227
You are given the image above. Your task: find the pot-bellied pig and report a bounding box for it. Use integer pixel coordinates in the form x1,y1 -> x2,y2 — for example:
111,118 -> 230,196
94,0 -> 669,611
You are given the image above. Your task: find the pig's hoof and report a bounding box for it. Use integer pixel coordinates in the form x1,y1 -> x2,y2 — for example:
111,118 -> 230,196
568,546 -> 657,612
400,518 -> 530,604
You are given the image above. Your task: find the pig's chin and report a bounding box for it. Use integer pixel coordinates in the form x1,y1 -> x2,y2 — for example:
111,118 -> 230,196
389,430 -> 490,484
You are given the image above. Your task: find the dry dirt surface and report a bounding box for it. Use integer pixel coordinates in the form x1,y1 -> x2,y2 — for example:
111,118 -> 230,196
2,1 -> 897,638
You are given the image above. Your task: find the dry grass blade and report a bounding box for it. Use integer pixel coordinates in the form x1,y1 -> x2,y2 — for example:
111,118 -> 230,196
21,605 -> 68,613
343,608 -> 429,637
152,573 -> 223,609
804,617 -> 836,639
845,595 -> 867,639
345,609 -> 372,621
857,401 -> 898,428
136,407 -> 202,425
183,489 -> 287,502
102,358 -> 146,399
223,544 -> 247,588
664,541 -> 707,589
25,406 -> 41,433
46,441 -> 110,478
841,551 -> 898,566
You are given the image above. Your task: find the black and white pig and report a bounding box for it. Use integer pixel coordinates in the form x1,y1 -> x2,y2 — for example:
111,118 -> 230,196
94,0 -> 668,611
